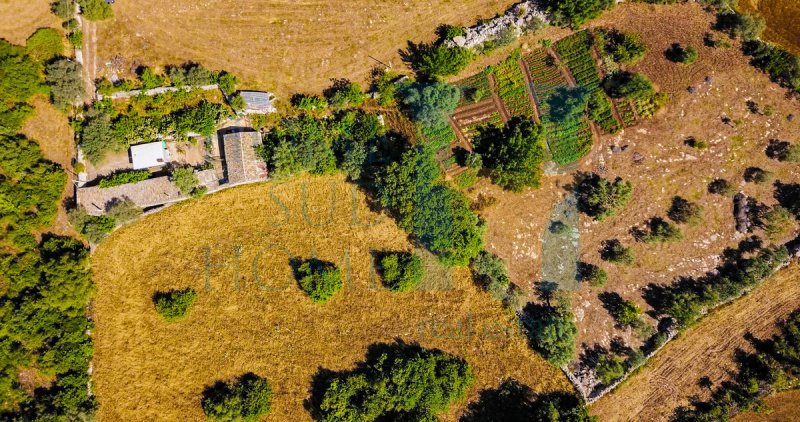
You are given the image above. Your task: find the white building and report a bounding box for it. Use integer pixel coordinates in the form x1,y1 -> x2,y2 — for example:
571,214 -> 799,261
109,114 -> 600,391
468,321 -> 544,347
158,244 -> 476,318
131,141 -> 172,169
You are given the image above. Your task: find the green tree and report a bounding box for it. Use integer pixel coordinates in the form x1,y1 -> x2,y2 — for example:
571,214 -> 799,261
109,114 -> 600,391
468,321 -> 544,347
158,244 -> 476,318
665,43 -> 699,64
325,80 -> 367,108
473,117 -> 546,192
600,239 -> 634,265
601,29 -> 647,64
106,198 -> 143,224
413,44 -> 475,78
522,297 -> 578,366
138,67 -> 165,89
400,82 -> 460,128
170,167 -> 199,196
78,0 -> 113,21
294,258 -> 342,304
153,288 -> 197,322
715,11 -> 765,41
603,71 -> 655,100
44,58 -> 84,109
0,40 -> 44,104
230,94 -> 246,111
576,173 -> 633,221
317,343 -> 473,421
548,86 -> 590,123
216,71 -> 239,95
668,196 -> 703,225
0,102 -> 35,136
639,217 -> 683,243
26,28 -> 64,62
577,262 -> 607,287
543,0 -> 615,28
51,0 -> 75,20
762,206 -> 794,239
202,373 -> 272,421
380,252 -> 424,292
595,354 -> 625,385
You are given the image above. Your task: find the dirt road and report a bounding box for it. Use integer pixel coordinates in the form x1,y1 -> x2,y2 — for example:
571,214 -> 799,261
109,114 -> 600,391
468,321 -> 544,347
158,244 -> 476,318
80,17 -> 97,103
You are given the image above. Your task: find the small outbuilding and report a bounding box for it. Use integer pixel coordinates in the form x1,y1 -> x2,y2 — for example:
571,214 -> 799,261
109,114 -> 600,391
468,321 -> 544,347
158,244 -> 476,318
221,130 -> 268,185
131,141 -> 171,170
239,91 -> 277,114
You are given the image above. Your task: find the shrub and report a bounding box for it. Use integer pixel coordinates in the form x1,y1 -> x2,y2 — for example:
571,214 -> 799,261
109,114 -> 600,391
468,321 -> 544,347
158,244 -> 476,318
170,167 -> 199,196
379,252 -> 424,292
400,82 -> 460,128
743,167 -> 772,184
45,58 -> 84,109
601,29 -> 647,64
762,206 -> 794,239
67,30 -> 83,48
668,196 -> 703,225
79,110 -> 120,164
316,343 -> 474,420
106,198 -> 143,224
372,70 -> 399,107
595,354 -> 625,385
0,102 -> 35,136
577,262 -> 607,287
325,79 -> 367,108
202,373 -> 272,421
522,297 -> 578,366
153,288 -> 197,321
98,170 -> 151,187
550,220 -> 571,235
78,0 -> 113,21
576,173 -> 633,221
51,0 -> 75,20
766,140 -> 800,162
715,11 -> 765,41
291,94 -> 327,111
68,207 -> 115,243
471,251 -> 510,301
684,137 -> 708,149
603,71 -> 655,100
0,39 -> 44,105
742,40 -> 800,92
294,258 -> 342,304
601,240 -> 634,265
436,24 -> 466,41
708,178 -> 735,196
638,217 -> 683,243
216,71 -> 239,95
413,44 -> 475,78
542,0 -> 615,29
26,28 -> 64,62
230,94 -> 246,111
138,67 -> 165,89
472,117 -> 546,192
665,43 -> 698,64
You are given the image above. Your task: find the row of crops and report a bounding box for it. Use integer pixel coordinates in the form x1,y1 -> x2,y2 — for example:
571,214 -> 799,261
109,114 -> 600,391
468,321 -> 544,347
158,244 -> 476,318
454,73 -> 492,106
555,30 -> 621,134
457,111 -> 503,140
494,56 -> 535,118
522,48 -> 567,114
419,122 -> 456,152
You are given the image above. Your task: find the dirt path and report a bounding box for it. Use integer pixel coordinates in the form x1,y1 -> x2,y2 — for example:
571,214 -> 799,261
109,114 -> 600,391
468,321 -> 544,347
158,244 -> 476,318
80,17 -> 97,103
590,263 -> 800,422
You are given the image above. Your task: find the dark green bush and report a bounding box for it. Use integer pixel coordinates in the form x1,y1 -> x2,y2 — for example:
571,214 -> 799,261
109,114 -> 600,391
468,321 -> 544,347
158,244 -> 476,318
45,58 -> 84,109
542,0 -> 615,28
708,178 -> 735,196
742,40 -> 800,92
400,82 -> 460,128
638,218 -> 683,243
98,170 -> 151,188
461,380 -> 594,422
521,297 -> 578,366
472,117 -> 546,192
577,262 -> 608,287
575,173 -> 633,221
379,252 -> 424,292
316,343 -> 474,421
743,167 -> 772,184
715,11 -> 765,41
470,250 -> 511,301
0,39 -> 45,105
153,288 -> 197,322
78,0 -> 113,21
202,373 -> 272,421
324,79 -> 367,108
668,197 -> 703,225
603,71 -> 655,100
26,28 -> 64,62
291,94 -> 328,111
601,239 -> 634,265
665,43 -> 698,64
600,28 -> 647,64
595,354 -> 625,385
294,258 -> 342,304
51,0 -> 75,20
67,207 -> 115,243
412,44 -> 475,78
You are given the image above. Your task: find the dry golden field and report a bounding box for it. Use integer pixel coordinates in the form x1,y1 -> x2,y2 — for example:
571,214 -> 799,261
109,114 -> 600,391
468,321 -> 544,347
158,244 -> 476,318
590,263 -> 800,422
91,174 -> 569,421
95,0 -> 515,97
0,0 -> 60,44
734,389 -> 800,421
739,0 -> 800,56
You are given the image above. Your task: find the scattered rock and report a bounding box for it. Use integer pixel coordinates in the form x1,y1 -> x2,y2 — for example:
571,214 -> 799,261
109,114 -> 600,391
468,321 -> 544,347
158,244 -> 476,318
447,1 -> 549,49
687,86 -> 697,94
632,152 -> 644,165
788,114 -> 795,122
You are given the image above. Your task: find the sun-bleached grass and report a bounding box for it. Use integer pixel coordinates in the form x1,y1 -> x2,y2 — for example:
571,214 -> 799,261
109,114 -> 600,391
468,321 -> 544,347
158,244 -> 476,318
91,174 -> 568,421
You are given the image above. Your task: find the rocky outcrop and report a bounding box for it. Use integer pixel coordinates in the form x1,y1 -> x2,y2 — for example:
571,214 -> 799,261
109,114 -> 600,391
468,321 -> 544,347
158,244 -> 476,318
446,1 -> 550,49
733,192 -> 751,234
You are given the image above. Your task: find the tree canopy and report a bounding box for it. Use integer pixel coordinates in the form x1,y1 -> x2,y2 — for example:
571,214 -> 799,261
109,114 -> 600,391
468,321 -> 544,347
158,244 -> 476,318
400,82 -> 461,128
473,117 -> 547,192
45,58 -> 84,109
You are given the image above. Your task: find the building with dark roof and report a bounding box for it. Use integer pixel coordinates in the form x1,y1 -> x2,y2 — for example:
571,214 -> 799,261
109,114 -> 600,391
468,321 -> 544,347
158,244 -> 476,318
221,131 -> 268,185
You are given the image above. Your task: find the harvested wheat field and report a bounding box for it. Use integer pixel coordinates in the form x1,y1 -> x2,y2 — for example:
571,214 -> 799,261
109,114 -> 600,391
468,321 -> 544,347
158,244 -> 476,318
738,0 -> 800,56
91,174 -> 569,421
734,389 -> 800,421
0,0 -> 59,44
95,0 -> 513,97
589,263 -> 800,421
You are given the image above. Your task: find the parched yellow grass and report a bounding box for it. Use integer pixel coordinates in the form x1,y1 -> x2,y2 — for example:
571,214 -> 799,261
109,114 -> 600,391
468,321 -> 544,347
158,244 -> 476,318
739,0 -> 800,56
95,0 -> 514,98
590,264 -> 800,422
0,0 -> 60,44
92,174 -> 568,421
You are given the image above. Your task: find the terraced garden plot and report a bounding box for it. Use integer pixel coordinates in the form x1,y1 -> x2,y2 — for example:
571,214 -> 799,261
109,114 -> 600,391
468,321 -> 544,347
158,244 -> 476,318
615,99 -> 638,127
493,57 -> 535,118
454,73 -> 492,107
419,122 -> 457,152
452,99 -> 504,141
523,48 -> 570,114
556,31 -> 620,134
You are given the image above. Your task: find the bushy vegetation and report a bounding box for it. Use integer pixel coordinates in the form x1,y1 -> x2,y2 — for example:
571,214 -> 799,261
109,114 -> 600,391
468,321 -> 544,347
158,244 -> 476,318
472,117 -> 546,192
548,86 -> 590,123
106,198 -> 143,224
400,82 -> 460,128
470,251 -> 523,310
293,258 -> 343,304
668,196 -> 703,225
170,167 -> 202,196
51,0 -> 75,20
68,207 -> 115,243
715,11 -> 765,41
575,173 -> 633,221
153,288 -> 197,322
44,58 -> 84,109
542,0 -> 615,29
461,379 -> 596,421
743,167 -> 772,184
765,139 -> 800,163
257,111 -> 384,180
677,309 -> 800,420
379,252 -> 424,292
376,146 -> 484,266
595,354 -> 626,385
708,177 -> 735,196
325,79 -> 367,108
521,296 -> 578,366
598,29 -> 647,64
601,239 -> 634,266
291,94 -> 328,111
603,71 -> 654,100
315,343 -> 473,421
412,43 -> 476,79
578,262 -> 608,287
371,70 -> 400,107
742,41 -> 800,92
98,169 -> 151,187
657,244 -> 788,327
202,373 -> 272,421
775,182 -> 800,218
637,217 -> 684,243
78,0 -> 113,21
665,43 -> 698,65
26,28 -> 64,62
761,206 -> 794,239
0,40 -> 45,107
